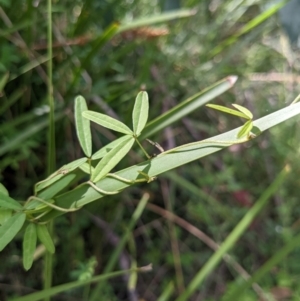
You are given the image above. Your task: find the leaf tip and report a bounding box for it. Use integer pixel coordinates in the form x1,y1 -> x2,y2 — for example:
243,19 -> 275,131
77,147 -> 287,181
227,75 -> 238,86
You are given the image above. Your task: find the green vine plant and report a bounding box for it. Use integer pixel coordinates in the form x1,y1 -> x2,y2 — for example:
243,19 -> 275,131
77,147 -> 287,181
0,91 -> 157,271
1,90 -> 300,272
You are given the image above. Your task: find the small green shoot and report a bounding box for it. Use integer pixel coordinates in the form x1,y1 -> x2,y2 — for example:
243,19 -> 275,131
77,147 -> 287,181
206,103 -> 254,138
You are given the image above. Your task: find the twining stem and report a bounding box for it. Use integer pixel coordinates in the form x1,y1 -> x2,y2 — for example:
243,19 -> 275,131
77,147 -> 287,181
87,181 -> 120,195
26,196 -> 81,213
87,172 -> 156,195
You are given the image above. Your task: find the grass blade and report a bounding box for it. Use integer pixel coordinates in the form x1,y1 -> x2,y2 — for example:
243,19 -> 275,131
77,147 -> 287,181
0,72 -> 9,92
223,231 -> 300,300
141,76 -> 238,139
210,0 -> 288,57
75,96 -> 92,157
67,23 -> 119,94
9,54 -> 50,81
118,9 -> 196,33
0,212 -> 26,251
132,91 -> 149,136
89,193 -> 150,300
157,281 -> 175,301
0,112 -> 64,156
175,168 -> 289,301
10,265 -> 152,301
0,87 -> 25,115
23,223 -> 37,271
83,110 -> 133,135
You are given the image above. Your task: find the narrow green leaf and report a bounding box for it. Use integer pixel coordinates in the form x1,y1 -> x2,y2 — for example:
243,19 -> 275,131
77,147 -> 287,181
0,192 -> 23,210
0,20 -> 33,37
0,212 -> 26,251
37,174 -> 77,200
79,162 -> 94,175
132,91 -> 149,136
0,183 -> 9,196
206,104 -> 249,119
92,136 -> 135,182
0,72 -> 9,92
92,136 -> 130,160
10,54 -> 50,81
237,120 -> 253,138
68,23 -> 119,94
0,87 -> 25,115
232,104 -> 253,120
35,157 -> 87,192
0,209 -> 12,225
75,96 -> 92,157
157,281 -> 175,301
0,112 -> 64,156
210,0 -> 287,57
59,157 -> 88,172
37,224 -> 55,254
23,223 -> 37,270
83,111 -> 133,135
118,9 -> 196,33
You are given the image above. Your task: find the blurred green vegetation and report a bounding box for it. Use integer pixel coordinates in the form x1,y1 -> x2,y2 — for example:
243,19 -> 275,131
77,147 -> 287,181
1,0 -> 300,300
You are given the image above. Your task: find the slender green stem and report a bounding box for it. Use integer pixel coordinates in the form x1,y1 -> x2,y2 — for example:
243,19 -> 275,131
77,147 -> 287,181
44,222 -> 53,301
45,0 -> 54,299
47,4 -> 55,173
135,137 -> 151,159
87,172 -> 156,196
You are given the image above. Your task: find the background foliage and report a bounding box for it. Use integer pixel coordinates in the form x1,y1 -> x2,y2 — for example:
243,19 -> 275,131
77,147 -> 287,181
1,0 -> 300,300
